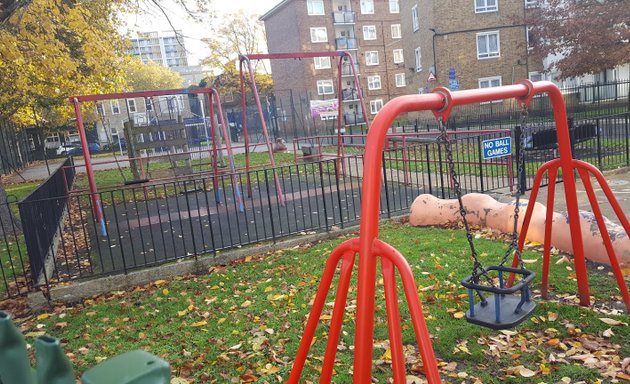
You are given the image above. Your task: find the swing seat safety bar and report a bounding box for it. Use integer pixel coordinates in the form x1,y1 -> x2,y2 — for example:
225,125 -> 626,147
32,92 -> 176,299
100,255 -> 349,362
461,266 -> 536,330
461,265 -> 535,294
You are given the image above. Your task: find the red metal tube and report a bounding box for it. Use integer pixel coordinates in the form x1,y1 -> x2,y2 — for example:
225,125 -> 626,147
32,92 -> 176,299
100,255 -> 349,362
71,98 -> 106,235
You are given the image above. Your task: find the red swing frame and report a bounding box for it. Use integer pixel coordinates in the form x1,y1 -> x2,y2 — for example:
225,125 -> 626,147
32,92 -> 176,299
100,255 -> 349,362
288,80 -> 630,383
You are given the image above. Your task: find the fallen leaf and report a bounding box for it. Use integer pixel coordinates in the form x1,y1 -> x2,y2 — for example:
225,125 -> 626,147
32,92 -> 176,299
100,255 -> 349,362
191,321 -> 207,327
599,318 -> 628,326
519,366 -> 536,377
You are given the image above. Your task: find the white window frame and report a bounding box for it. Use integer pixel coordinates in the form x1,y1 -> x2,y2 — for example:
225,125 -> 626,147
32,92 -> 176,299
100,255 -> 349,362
479,76 -> 502,103
395,73 -> 406,87
476,31 -> 500,59
414,47 -> 422,72
411,5 -> 419,32
391,24 -> 401,39
144,98 -> 153,111
389,0 -> 400,13
363,25 -> 377,41
393,49 -> 404,64
528,71 -> 544,82
365,51 -> 379,66
314,56 -> 331,69
307,0 -> 325,15
370,99 -> 384,114
317,79 -> 335,95
367,75 -> 381,90
475,0 -> 498,13
360,0 -> 374,14
111,100 -> 120,114
126,99 -> 137,113
310,27 -> 328,43
524,0 -> 539,8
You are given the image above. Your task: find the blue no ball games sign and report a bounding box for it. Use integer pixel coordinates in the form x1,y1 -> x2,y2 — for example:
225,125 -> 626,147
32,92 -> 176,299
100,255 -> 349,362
482,137 -> 512,159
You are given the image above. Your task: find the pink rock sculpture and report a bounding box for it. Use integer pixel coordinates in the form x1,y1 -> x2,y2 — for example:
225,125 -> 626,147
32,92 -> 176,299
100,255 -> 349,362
409,193 -> 630,270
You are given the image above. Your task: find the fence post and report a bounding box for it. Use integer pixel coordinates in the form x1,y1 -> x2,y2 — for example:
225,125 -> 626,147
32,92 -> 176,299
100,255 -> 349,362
596,118 -> 602,169
264,170 -> 277,243
318,162 -> 330,231
437,143 -> 446,199
425,145 -> 433,196
381,152 -> 391,218
476,136 -> 484,193
333,160 -> 344,229
625,113 -> 629,167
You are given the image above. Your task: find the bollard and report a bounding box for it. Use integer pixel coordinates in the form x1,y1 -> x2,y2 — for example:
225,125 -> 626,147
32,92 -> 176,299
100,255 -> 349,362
0,311 -> 36,384
81,350 -> 170,384
35,336 -> 75,384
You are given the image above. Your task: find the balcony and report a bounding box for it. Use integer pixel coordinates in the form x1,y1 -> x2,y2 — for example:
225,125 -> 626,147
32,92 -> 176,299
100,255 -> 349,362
333,11 -> 356,24
342,88 -> 362,102
341,63 -> 360,77
344,112 -> 366,126
336,37 -> 357,51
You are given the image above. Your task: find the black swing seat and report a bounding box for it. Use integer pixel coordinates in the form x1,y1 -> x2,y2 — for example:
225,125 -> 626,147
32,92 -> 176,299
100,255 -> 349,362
461,265 -> 536,330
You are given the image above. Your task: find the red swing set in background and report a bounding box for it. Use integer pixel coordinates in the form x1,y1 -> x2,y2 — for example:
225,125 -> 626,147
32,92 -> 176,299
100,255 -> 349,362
238,51 -> 370,202
288,80 -> 630,383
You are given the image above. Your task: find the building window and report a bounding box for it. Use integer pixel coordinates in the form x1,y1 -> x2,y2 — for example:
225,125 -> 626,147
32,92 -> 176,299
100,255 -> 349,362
526,27 -> 537,51
524,0 -> 539,8
310,27 -> 328,43
96,103 -> 104,116
479,76 -> 502,88
127,99 -> 137,113
365,51 -> 379,65
145,98 -> 153,111
368,75 -> 381,90
476,31 -> 500,59
363,25 -> 377,40
360,0 -> 374,14
307,0 -> 324,15
389,0 -> 400,13
395,73 -> 406,87
414,47 -> 422,72
475,0 -> 498,13
111,100 -> 120,114
393,49 -> 404,64
391,24 -> 401,39
411,5 -> 419,32
317,79 -> 335,95
529,72 -> 544,82
370,99 -> 384,114
314,57 -> 331,69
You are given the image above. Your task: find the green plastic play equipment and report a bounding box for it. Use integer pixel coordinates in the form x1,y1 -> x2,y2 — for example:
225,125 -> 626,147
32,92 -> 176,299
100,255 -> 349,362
0,311 -> 170,384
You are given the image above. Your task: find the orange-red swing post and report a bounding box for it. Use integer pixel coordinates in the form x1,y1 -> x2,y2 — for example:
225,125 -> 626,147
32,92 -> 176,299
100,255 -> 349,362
290,80 -> 630,382
508,82 -> 630,311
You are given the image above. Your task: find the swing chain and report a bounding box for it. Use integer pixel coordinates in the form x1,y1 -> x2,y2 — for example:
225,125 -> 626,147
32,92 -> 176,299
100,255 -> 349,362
436,118 -> 490,283
499,106 -> 529,269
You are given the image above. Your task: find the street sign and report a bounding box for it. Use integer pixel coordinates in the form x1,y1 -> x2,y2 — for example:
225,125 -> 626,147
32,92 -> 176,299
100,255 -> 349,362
427,72 -> 436,82
448,79 -> 460,91
482,137 -> 512,159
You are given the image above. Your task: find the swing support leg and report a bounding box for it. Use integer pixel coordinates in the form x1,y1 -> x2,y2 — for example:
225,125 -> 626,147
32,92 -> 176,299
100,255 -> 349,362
288,238 -> 441,383
510,159 -> 630,311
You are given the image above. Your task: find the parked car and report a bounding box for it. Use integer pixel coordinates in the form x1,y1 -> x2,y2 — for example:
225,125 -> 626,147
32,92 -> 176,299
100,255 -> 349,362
190,136 -> 213,146
56,143 -> 80,156
102,138 -> 127,152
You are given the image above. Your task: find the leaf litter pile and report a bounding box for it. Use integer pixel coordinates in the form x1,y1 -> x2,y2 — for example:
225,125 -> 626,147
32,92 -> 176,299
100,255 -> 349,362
3,223 -> 629,383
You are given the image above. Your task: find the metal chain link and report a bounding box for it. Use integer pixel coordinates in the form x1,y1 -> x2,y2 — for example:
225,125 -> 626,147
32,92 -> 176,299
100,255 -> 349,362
436,118 -> 491,284
498,106 -> 529,269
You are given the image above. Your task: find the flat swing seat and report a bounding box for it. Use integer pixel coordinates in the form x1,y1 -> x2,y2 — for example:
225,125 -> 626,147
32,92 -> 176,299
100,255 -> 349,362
461,265 -> 536,330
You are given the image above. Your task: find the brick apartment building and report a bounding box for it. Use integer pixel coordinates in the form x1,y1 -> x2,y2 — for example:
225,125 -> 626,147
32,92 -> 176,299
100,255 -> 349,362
399,0 -> 544,95
260,0 -> 408,131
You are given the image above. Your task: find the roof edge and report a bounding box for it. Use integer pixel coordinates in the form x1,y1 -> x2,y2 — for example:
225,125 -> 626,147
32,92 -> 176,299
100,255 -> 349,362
259,0 -> 291,21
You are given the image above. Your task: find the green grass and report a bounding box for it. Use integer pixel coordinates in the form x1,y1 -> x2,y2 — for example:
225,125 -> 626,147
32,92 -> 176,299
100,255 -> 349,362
21,223 -> 630,383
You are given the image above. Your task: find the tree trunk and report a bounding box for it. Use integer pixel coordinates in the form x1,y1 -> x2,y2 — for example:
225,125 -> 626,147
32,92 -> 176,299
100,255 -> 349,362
0,179 -> 20,235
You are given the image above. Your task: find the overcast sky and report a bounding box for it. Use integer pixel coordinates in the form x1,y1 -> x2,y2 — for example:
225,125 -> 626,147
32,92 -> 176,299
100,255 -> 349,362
123,0 -> 282,65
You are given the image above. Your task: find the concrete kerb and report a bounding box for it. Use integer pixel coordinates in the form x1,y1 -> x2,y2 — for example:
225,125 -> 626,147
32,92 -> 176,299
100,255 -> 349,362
26,215 -> 407,312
